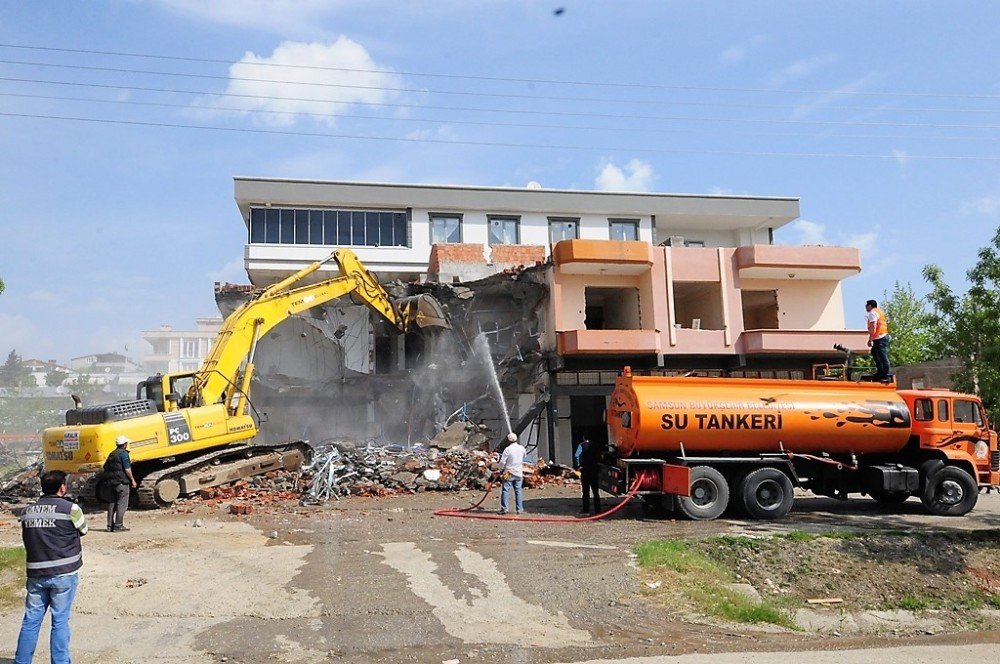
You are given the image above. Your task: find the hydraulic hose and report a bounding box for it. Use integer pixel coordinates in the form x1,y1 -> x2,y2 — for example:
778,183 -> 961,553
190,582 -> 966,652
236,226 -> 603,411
433,474 -> 647,523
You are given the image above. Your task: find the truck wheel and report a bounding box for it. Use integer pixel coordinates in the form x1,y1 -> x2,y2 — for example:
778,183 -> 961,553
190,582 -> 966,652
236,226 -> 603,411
920,466 -> 978,516
737,467 -> 794,520
676,466 -> 729,521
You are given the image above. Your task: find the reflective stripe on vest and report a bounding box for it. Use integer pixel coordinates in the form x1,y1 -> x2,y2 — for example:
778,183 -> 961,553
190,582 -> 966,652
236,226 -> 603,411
26,552 -> 82,570
873,307 -> 889,338
20,496 -> 84,577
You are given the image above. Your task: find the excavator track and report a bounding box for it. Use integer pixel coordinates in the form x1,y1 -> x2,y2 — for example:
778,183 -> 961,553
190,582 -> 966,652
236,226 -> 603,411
136,441 -> 312,508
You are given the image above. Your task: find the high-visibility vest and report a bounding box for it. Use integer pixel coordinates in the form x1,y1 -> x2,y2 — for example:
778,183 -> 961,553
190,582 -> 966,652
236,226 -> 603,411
871,307 -> 889,338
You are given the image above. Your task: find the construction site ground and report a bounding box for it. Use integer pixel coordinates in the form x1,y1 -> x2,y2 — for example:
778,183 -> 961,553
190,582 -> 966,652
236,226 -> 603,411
0,486 -> 998,664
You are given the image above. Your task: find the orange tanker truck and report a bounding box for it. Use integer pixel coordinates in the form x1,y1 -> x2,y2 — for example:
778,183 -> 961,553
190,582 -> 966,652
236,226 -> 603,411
601,366 -> 1000,520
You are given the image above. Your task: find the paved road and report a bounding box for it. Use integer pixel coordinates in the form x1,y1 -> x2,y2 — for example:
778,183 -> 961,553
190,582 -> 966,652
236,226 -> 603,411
561,643 -> 1000,664
0,486 -> 997,663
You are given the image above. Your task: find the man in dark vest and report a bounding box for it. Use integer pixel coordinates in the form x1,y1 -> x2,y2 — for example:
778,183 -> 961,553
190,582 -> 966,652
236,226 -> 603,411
574,435 -> 604,514
103,435 -> 137,532
15,470 -> 87,664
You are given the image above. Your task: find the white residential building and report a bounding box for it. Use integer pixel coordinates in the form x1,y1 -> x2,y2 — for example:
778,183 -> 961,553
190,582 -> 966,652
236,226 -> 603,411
142,318 -> 224,374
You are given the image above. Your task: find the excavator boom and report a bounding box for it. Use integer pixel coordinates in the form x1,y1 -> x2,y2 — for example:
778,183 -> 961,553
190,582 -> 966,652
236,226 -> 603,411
41,249 -> 448,506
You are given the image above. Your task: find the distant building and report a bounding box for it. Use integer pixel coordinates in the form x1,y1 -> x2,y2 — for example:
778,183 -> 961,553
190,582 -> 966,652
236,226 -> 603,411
142,317 -> 224,374
23,359 -> 73,388
68,352 -> 140,375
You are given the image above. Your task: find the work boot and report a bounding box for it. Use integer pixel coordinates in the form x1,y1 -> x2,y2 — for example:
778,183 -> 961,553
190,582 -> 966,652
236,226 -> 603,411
113,526 -> 130,533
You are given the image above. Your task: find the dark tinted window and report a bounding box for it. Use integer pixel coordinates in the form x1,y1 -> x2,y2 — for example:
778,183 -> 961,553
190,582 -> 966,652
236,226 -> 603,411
609,219 -> 639,241
913,399 -> 933,421
309,211 -> 324,245
954,400 -> 981,425
937,399 -> 950,422
248,207 -> 409,247
250,208 -> 265,243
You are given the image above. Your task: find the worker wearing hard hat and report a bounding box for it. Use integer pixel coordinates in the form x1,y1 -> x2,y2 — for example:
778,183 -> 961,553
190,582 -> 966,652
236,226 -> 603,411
102,436 -> 137,532
498,433 -> 526,515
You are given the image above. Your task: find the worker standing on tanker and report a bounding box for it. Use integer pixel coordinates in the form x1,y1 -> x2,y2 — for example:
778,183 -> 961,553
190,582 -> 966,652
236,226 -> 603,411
498,433 -> 526,515
865,299 -> 892,381
575,435 -> 603,514
103,436 -> 137,532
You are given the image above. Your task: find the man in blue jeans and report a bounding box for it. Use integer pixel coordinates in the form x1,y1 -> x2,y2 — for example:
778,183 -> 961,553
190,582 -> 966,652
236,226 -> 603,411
497,433 -> 526,515
15,470 -> 87,664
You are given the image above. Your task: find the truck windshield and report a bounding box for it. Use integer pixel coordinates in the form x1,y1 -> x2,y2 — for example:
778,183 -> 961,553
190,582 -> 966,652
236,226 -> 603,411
954,400 -> 983,427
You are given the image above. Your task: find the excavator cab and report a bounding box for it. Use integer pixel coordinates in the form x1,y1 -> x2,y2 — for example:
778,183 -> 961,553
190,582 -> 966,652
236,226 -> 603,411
136,372 -> 199,412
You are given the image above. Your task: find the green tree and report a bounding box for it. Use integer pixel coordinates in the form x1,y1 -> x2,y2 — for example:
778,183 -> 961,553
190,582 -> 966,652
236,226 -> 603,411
65,373 -> 102,404
880,281 -> 936,367
0,276 -> 5,295
923,226 -> 1000,421
45,369 -> 69,387
0,350 -> 31,388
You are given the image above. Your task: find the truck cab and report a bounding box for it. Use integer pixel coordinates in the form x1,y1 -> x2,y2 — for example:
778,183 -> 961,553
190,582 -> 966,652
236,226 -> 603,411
900,389 -> 1000,488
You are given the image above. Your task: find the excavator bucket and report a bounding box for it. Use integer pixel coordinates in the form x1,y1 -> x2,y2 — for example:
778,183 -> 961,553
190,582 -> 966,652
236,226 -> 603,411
395,294 -> 451,329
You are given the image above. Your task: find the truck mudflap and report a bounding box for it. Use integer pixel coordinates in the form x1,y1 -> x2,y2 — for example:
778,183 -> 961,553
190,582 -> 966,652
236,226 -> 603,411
598,461 -> 691,497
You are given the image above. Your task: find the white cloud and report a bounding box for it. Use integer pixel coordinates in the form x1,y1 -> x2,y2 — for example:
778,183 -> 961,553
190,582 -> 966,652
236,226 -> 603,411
891,149 -> 911,168
404,125 -> 458,141
192,38 -> 402,126
791,70 -> 883,119
719,35 -> 768,65
766,53 -> 839,88
961,195 -> 1000,215
782,220 -> 894,274
707,186 -> 734,195
0,313 -> 38,353
147,0 -> 348,36
595,159 -> 655,192
26,290 -> 61,305
788,219 -> 828,245
207,257 -> 248,284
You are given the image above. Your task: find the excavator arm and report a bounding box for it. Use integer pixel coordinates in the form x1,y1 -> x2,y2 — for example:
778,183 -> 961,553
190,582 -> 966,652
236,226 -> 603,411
192,249 -> 447,413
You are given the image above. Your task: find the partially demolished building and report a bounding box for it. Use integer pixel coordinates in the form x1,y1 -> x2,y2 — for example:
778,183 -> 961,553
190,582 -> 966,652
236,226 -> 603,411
221,178 -> 867,464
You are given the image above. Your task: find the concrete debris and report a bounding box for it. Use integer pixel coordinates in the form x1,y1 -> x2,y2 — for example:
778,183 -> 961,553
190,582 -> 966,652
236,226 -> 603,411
300,441 -> 577,504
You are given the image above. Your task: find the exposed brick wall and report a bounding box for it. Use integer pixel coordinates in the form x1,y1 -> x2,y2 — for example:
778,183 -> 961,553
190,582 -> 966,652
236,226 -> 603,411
428,243 -> 486,275
490,244 -> 545,266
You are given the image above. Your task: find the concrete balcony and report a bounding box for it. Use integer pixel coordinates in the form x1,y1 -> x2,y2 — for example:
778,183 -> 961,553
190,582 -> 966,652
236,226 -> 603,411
552,240 -> 653,275
738,329 -> 871,355
735,245 -> 861,280
556,329 -> 659,355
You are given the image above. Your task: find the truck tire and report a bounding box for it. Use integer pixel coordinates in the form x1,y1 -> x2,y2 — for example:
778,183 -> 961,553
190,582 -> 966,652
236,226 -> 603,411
676,466 -> 729,521
736,467 -> 794,520
920,466 -> 978,516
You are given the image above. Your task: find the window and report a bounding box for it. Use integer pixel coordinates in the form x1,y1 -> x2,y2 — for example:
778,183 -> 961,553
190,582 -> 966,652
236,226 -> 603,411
954,400 -> 984,426
913,399 -> 933,421
181,340 -> 199,358
248,207 -> 408,247
937,399 -> 950,422
548,217 -> 579,245
609,219 -> 639,241
430,214 -> 462,243
488,216 -> 520,245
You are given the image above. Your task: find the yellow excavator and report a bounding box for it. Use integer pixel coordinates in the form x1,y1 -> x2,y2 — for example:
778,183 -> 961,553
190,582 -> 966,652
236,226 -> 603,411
41,249 -> 448,507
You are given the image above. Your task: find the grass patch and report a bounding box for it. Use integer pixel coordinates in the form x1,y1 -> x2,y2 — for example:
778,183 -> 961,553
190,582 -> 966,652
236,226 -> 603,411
0,546 -> 26,608
897,595 -> 933,611
987,595 -> 1000,609
779,531 -> 817,543
636,538 -> 795,629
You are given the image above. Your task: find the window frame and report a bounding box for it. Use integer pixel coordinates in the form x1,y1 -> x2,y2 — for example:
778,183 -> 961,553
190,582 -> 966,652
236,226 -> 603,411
953,399 -> 983,426
487,215 -> 521,246
937,399 -> 950,422
913,398 -> 933,422
548,216 -> 580,246
429,213 -> 463,244
608,218 -> 640,242
247,206 -> 409,248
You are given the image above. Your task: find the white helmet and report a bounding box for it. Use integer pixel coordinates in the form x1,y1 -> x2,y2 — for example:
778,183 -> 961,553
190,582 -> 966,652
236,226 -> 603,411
506,433 -> 518,443
115,435 -> 129,447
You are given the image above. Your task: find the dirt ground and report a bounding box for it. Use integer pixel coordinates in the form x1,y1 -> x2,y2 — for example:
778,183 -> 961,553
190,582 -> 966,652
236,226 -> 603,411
0,486 -> 998,663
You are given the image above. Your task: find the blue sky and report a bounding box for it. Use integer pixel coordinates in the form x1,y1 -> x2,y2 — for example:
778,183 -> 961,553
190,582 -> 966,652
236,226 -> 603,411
1,1 -> 998,363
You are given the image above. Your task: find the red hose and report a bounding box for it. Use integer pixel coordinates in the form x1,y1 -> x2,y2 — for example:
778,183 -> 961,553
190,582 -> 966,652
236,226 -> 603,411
433,475 -> 645,523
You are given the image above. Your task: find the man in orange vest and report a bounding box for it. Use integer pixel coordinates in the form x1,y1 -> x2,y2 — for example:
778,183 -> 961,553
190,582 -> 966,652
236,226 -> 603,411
865,299 -> 892,381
